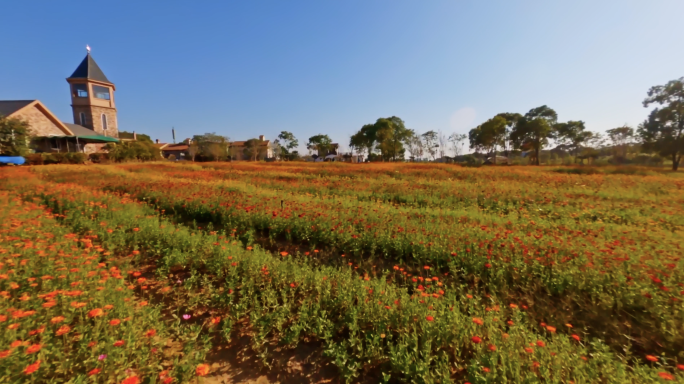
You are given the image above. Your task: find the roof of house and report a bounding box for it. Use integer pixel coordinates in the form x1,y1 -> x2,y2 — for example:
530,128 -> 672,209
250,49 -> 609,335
231,140 -> 270,147
0,100 -> 35,117
62,123 -> 98,136
153,143 -> 169,149
68,53 -> 111,83
163,144 -> 189,151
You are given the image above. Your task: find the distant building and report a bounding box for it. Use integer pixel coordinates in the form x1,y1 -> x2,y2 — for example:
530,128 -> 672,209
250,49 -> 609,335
229,135 -> 273,161
0,51 -> 119,153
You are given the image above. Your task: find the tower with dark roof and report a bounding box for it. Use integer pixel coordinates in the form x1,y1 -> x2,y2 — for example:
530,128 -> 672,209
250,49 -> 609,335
66,52 -> 118,138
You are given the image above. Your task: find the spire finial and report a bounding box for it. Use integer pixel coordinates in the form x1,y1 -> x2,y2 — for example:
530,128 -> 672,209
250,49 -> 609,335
86,44 -> 91,53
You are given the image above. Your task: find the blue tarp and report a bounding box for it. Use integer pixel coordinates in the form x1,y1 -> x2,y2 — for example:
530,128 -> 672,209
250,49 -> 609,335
0,156 -> 25,165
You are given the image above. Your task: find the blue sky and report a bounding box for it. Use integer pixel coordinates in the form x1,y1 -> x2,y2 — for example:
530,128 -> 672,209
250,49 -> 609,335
1,1 -> 683,153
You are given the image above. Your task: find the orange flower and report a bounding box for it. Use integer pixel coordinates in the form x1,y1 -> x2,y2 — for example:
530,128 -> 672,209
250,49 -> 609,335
11,340 -> 23,348
525,347 -> 534,353
110,319 -> 121,326
138,301 -> 148,307
88,368 -> 101,376
56,325 -> 71,336
26,344 -> 41,354
113,340 -> 125,347
88,308 -> 104,318
211,316 -> 221,325
24,360 -> 40,375
121,376 -> 140,384
536,340 -> 545,348
70,302 -> 87,309
571,334 -> 580,342
51,316 -> 65,324
103,304 -> 114,310
0,315 -> 6,322
145,329 -> 156,337
196,363 -> 210,376
159,370 -> 170,379
646,355 -> 658,362
488,344 -> 497,351
658,372 -> 674,381
546,326 -> 556,333
7,323 -> 19,330
471,336 -> 482,344
472,317 -> 484,326
280,251 -> 288,257
0,349 -> 11,358
42,301 -> 57,308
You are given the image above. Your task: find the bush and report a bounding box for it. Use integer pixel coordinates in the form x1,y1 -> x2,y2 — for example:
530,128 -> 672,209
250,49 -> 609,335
65,152 -> 87,164
168,154 -> 176,161
24,153 -> 43,165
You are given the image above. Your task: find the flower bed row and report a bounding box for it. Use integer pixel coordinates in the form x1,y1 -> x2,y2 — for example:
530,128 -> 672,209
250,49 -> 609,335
9,169 -> 682,383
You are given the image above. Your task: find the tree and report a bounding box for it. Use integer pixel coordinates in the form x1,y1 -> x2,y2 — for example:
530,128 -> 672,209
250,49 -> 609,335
350,125 -> 375,160
606,125 -> 634,161
189,133 -> 229,161
509,105 -> 558,165
274,131 -> 298,160
375,117 -> 411,161
437,130 -> 448,159
244,138 -> 263,161
495,113 -> 522,157
421,131 -> 439,160
554,120 -> 593,162
468,115 -> 507,163
406,130 -> 424,161
448,133 -> 467,158
639,77 -> 684,171
0,115 -> 31,156
306,134 -> 333,157
104,140 -> 163,162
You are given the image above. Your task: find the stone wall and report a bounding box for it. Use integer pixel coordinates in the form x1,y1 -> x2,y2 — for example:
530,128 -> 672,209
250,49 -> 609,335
13,105 -> 66,137
71,106 -> 118,138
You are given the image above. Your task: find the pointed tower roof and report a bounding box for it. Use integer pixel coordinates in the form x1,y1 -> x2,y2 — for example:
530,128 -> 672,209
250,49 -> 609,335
68,53 -> 111,83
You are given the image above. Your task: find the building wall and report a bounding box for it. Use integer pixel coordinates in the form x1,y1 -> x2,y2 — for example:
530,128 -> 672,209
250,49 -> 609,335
72,105 -> 118,138
12,105 -> 66,137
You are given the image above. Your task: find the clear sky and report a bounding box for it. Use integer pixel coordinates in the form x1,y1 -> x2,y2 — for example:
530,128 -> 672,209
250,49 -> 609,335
1,0 -> 683,153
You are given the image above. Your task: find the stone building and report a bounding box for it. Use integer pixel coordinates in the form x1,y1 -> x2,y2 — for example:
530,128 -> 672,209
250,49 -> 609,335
0,51 -> 119,153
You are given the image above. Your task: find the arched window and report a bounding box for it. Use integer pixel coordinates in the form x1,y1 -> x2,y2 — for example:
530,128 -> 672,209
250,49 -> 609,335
101,114 -> 108,131
79,112 -> 86,126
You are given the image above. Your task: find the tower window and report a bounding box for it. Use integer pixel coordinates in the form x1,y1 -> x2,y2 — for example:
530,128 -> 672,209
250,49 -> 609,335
101,114 -> 108,130
79,112 -> 86,126
73,84 -> 88,98
93,86 -> 111,100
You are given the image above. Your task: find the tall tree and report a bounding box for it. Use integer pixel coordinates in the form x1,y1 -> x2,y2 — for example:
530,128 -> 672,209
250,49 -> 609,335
495,112 -> 522,157
0,115 -> 31,156
554,120 -> 593,162
192,133 -> 229,161
307,134 -> 333,157
275,131 -> 298,160
468,115 -> 507,163
448,133 -> 467,157
375,117 -> 411,161
349,124 -> 376,160
606,125 -> 634,160
509,105 -> 558,165
421,131 -> 439,160
639,77 -> 684,171
406,130 -> 424,161
244,138 -> 263,161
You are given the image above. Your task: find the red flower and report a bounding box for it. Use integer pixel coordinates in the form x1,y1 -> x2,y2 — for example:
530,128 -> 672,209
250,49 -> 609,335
113,340 -> 125,347
110,319 -> 121,326
646,355 -> 658,362
571,334 -> 580,342
472,317 -> 484,326
121,376 -> 140,384
425,316 -> 434,322
26,344 -> 41,354
678,364 -> 684,371
423,266 -> 430,270
488,344 -> 497,351
536,340 -> 545,347
88,308 -> 104,318
196,363 -> 210,376
24,360 -> 40,375
471,336 -> 482,344
658,372 -> 674,381
145,329 -> 157,337
88,368 -> 101,376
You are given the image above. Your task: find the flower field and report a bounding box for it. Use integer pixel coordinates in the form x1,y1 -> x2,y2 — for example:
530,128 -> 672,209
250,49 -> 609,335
1,163 -> 683,383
